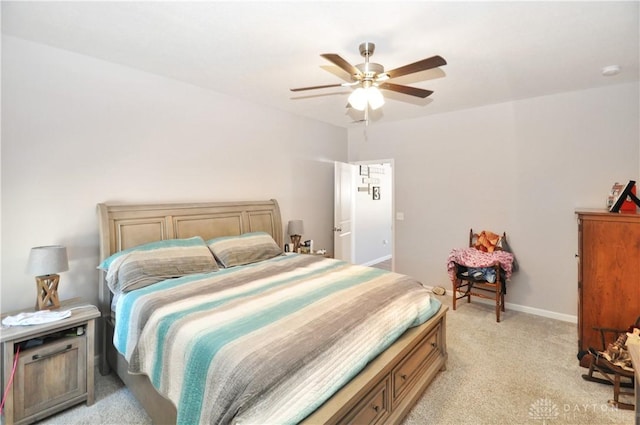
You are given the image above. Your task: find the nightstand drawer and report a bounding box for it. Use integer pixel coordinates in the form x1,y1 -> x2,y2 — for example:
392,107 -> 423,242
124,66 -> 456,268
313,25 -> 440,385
15,335 -> 87,421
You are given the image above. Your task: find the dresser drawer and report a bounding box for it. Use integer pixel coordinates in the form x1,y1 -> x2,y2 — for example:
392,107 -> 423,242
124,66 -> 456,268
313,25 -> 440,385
342,377 -> 390,425
392,323 -> 440,403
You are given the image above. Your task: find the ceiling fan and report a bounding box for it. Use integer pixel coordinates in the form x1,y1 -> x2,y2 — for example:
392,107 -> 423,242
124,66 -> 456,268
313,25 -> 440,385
290,42 -> 447,112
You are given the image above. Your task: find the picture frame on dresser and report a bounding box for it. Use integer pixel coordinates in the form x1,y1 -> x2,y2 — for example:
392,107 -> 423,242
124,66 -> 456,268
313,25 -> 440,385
609,180 -> 639,212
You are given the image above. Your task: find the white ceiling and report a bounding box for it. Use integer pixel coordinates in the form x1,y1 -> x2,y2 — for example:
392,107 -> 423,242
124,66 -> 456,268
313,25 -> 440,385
2,1 -> 639,128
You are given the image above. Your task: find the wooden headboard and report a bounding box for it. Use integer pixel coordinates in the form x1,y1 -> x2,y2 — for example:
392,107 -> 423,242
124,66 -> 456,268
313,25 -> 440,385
96,199 -> 282,317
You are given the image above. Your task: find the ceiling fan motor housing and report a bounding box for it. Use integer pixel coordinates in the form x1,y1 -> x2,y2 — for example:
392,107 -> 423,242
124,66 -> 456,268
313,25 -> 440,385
355,42 -> 383,81
355,62 -> 384,80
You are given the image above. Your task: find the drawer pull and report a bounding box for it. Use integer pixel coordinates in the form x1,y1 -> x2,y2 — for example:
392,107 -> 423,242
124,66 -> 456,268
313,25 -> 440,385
400,374 -> 407,381
32,344 -> 73,361
431,342 -> 437,348
372,404 -> 379,413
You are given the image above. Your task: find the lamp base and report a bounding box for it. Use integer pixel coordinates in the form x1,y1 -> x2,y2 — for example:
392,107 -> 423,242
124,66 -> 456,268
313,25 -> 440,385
290,235 -> 302,253
35,274 -> 61,310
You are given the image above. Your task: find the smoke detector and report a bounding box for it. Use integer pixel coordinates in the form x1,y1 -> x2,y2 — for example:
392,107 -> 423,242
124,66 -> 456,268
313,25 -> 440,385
601,65 -> 621,77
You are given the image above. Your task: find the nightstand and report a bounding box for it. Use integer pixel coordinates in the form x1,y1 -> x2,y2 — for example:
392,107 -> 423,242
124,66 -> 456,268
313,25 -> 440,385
1,298 -> 100,425
307,252 -> 332,258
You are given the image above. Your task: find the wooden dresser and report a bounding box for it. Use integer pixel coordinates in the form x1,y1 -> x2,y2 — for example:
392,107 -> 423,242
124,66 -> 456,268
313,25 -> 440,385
576,209 -> 640,353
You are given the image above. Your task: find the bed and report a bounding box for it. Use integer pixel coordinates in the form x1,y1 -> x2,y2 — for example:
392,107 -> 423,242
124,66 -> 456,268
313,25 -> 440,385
97,199 -> 447,425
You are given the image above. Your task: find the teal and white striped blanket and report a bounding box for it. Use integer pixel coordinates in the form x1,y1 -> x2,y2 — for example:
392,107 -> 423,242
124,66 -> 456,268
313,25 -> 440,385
114,254 -> 441,425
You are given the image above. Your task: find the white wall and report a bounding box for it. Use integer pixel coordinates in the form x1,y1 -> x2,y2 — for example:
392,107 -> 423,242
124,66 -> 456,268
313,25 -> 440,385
4,36 -> 638,323
353,162 -> 392,265
348,82 -> 639,320
1,36 -> 347,313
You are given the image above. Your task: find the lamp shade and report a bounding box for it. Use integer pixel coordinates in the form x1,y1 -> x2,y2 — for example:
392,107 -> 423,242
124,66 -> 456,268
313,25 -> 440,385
27,245 -> 69,276
288,220 -> 304,236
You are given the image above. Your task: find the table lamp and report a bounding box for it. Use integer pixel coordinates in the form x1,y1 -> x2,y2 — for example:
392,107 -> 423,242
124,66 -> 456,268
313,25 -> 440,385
287,220 -> 304,253
27,245 -> 69,310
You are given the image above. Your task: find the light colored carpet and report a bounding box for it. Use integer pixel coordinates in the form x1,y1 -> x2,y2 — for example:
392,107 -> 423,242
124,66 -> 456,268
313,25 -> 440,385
403,295 -> 633,425
39,294 -> 634,424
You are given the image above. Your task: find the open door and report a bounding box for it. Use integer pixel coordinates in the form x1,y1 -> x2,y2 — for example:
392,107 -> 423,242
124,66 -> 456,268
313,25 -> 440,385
334,161 -> 356,262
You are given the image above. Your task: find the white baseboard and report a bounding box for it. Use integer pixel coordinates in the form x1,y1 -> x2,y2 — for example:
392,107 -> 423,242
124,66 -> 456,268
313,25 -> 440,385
424,285 -> 578,324
361,255 -> 392,267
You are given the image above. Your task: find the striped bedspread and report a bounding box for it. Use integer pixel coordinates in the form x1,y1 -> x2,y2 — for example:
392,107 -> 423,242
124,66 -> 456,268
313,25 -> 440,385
114,254 -> 441,425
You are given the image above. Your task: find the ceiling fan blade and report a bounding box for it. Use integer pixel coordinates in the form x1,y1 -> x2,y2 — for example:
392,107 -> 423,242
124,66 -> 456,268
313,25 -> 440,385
384,55 -> 447,79
321,53 -> 363,78
379,82 -> 434,98
290,83 -> 345,92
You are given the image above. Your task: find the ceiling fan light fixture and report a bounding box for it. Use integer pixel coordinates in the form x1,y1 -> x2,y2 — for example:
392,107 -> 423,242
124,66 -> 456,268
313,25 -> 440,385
348,87 -> 368,111
348,86 -> 385,111
368,86 -> 385,110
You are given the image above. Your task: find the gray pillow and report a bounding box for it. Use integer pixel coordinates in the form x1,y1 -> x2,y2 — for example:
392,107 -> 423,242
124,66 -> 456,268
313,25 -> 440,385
207,232 -> 282,268
98,236 -> 218,292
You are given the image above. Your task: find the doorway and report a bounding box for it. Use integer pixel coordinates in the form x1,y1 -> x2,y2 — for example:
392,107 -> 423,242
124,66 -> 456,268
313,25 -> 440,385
353,160 -> 394,271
